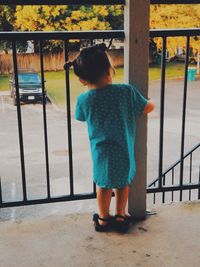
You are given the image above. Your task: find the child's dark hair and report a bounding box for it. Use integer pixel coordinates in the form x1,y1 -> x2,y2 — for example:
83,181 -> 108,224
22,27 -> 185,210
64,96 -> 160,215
64,43 -> 114,84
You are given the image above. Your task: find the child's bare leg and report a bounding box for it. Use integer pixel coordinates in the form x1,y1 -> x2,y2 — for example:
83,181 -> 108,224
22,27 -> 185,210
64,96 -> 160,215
97,186 -> 112,225
115,185 -> 130,221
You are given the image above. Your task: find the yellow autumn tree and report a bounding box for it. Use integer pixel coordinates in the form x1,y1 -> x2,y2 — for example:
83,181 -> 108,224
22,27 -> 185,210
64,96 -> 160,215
14,5 -> 123,52
8,4 -> 200,56
15,5 -> 112,32
150,4 -> 200,56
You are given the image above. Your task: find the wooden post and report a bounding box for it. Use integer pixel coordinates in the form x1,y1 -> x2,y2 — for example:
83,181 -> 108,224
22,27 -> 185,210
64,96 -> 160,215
197,46 -> 200,74
124,0 -> 150,219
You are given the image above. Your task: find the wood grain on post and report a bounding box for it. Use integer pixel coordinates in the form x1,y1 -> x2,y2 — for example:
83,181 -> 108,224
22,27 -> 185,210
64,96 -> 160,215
124,0 -> 150,219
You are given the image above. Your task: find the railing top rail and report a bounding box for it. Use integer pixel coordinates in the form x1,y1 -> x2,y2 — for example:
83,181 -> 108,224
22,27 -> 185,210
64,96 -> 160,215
0,30 -> 124,41
1,28 -> 200,41
0,0 -> 125,5
150,28 -> 200,37
1,0 -> 200,5
151,0 -> 200,4
150,0 -> 200,5
1,0 -> 200,4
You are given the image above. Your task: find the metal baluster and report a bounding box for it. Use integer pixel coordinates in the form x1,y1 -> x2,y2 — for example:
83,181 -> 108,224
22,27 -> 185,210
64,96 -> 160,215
180,36 -> 190,201
64,40 -> 74,196
153,181 -> 156,204
39,40 -> 51,198
77,38 -> 97,196
12,40 -> 27,201
91,37 -> 96,197
171,168 -> 174,201
198,165 -> 200,199
162,174 -> 166,203
153,193 -> 156,204
189,153 -> 192,200
90,39 -> 94,46
93,181 -> 97,196
0,177 -> 2,205
158,36 -> 167,190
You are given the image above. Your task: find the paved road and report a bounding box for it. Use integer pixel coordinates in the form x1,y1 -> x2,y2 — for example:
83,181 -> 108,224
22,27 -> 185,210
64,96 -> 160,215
0,78 -> 199,207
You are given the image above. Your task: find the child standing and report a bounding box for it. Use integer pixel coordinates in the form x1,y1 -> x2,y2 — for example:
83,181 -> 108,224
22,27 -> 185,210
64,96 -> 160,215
64,44 -> 154,233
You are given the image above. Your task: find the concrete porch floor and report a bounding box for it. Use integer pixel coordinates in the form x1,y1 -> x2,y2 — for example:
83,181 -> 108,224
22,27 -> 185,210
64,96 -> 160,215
0,200 -> 200,267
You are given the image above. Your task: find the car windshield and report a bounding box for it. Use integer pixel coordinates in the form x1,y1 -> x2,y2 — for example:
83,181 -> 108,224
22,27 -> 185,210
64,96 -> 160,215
18,73 -> 41,83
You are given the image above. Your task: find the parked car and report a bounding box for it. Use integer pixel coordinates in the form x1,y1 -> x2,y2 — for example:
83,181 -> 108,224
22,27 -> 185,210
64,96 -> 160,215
168,54 -> 197,64
9,69 -> 46,105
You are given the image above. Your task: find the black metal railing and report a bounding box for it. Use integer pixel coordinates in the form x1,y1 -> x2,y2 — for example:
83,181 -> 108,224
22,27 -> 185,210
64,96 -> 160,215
0,0 -> 126,209
147,143 -> 200,203
0,30 -> 124,208
0,28 -> 199,208
147,28 -> 200,204
0,2 -> 200,207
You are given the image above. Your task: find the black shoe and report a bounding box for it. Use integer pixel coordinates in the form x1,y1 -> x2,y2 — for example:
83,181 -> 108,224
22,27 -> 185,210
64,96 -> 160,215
113,214 -> 131,233
92,213 -> 112,232
124,214 -> 134,224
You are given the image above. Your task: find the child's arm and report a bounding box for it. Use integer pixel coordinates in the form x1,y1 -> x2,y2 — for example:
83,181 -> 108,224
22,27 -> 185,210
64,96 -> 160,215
130,85 -> 155,115
143,100 -> 155,114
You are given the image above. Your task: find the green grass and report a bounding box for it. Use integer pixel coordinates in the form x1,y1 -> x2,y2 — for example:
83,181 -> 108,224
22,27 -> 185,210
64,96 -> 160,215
0,75 -> 10,91
45,68 -> 124,110
0,63 -> 198,110
149,62 -> 186,81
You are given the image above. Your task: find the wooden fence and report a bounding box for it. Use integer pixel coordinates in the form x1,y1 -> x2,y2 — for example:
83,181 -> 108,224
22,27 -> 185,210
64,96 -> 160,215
0,49 -> 124,75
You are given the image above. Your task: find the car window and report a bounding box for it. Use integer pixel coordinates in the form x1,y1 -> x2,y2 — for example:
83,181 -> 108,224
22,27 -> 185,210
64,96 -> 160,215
18,73 -> 40,83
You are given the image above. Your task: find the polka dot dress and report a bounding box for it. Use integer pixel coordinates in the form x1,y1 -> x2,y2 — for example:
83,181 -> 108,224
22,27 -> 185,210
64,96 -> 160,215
75,83 -> 148,189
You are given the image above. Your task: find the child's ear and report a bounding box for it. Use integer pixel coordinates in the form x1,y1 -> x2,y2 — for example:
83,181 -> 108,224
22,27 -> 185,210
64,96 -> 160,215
79,78 -> 88,86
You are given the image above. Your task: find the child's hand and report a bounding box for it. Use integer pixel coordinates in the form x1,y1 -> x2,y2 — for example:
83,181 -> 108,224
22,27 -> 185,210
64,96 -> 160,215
143,100 -> 155,115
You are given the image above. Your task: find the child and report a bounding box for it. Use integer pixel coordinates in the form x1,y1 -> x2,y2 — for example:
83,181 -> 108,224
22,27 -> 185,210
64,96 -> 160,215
64,44 -> 154,233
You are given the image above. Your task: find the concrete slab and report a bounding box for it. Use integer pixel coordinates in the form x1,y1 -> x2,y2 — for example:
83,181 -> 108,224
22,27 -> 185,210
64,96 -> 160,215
0,200 -> 200,267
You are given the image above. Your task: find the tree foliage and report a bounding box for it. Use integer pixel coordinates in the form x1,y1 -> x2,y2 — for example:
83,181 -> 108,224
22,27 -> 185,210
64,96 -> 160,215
15,5 -> 123,31
150,4 -> 200,56
12,5 -> 123,52
0,4 -> 200,56
0,5 -> 28,53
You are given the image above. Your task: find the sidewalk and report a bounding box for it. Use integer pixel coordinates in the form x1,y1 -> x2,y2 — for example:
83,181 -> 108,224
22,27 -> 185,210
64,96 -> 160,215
0,200 -> 200,267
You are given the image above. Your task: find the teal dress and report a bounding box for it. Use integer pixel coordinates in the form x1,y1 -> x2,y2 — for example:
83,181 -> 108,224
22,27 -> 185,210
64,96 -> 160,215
75,83 -> 148,189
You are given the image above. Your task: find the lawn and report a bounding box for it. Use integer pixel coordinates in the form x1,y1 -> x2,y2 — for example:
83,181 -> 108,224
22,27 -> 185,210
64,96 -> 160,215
0,75 -> 10,91
0,63 -> 198,110
45,68 -> 124,110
